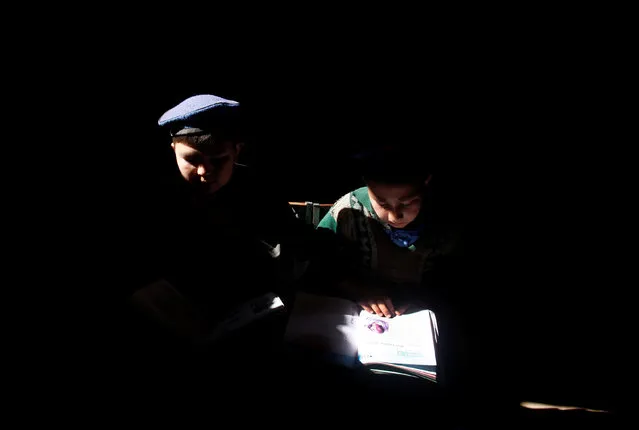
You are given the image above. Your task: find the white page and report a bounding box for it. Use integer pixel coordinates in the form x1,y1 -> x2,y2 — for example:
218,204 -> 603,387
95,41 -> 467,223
357,309 -> 437,366
209,292 -> 285,340
284,293 -> 360,359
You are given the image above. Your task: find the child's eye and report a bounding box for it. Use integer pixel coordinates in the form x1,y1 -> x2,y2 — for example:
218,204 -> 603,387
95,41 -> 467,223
403,199 -> 419,207
210,155 -> 229,165
184,156 -> 201,165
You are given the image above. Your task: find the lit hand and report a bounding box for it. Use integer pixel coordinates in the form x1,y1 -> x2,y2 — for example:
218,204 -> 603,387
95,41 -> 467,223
358,297 -> 411,318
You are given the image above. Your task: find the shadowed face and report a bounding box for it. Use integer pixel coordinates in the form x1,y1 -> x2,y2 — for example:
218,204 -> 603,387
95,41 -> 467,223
172,140 -> 241,194
367,177 -> 430,229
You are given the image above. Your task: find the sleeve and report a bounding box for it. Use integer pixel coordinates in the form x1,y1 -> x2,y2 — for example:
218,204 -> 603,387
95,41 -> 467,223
317,210 -> 337,232
316,192 -> 352,234
308,194 -> 365,294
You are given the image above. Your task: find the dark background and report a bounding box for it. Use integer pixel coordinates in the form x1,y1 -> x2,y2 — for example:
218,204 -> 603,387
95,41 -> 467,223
106,69 -> 622,414
15,34 -> 624,417
113,71 -> 467,203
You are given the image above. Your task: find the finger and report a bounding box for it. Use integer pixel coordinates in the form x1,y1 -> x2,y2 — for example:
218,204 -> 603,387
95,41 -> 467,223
383,298 -> 396,316
378,302 -> 393,318
370,303 -> 383,317
395,304 -> 411,316
359,302 -> 374,314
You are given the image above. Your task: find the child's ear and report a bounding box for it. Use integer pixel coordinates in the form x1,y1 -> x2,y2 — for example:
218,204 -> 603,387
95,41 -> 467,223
424,174 -> 433,186
170,142 -> 175,150
235,142 -> 244,155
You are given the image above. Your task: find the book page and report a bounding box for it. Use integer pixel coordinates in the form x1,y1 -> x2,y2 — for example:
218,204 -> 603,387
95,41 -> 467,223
357,309 -> 437,367
131,279 -> 211,341
208,292 -> 285,341
284,293 -> 361,364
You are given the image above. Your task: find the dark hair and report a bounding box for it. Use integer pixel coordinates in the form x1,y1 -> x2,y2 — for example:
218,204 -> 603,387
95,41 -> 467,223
356,146 -> 433,185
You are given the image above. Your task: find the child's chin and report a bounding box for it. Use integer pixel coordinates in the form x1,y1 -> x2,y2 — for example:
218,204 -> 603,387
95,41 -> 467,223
390,223 -> 408,229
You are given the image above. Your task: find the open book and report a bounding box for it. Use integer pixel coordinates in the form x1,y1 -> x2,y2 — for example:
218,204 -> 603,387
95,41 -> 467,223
284,292 -> 438,380
131,279 -> 285,343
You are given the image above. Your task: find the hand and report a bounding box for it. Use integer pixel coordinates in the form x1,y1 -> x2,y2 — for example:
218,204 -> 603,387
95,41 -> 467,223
358,297 -> 411,318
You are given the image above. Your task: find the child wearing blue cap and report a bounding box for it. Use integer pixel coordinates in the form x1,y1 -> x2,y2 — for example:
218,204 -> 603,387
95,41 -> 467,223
134,94 -> 311,340
158,94 -> 244,195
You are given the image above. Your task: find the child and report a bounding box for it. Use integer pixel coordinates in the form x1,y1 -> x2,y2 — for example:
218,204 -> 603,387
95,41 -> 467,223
134,94 -> 310,340
317,145 -> 461,318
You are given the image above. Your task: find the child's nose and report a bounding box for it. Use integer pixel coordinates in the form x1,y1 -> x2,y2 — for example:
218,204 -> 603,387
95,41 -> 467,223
389,210 -> 404,223
197,164 -> 210,176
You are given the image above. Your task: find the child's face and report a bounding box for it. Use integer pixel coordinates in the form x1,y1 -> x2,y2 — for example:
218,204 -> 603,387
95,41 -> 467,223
367,180 -> 426,229
172,141 -> 240,194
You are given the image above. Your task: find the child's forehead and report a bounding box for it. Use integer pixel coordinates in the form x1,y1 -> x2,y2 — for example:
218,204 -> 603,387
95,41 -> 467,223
178,141 -> 233,156
369,181 -> 422,199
